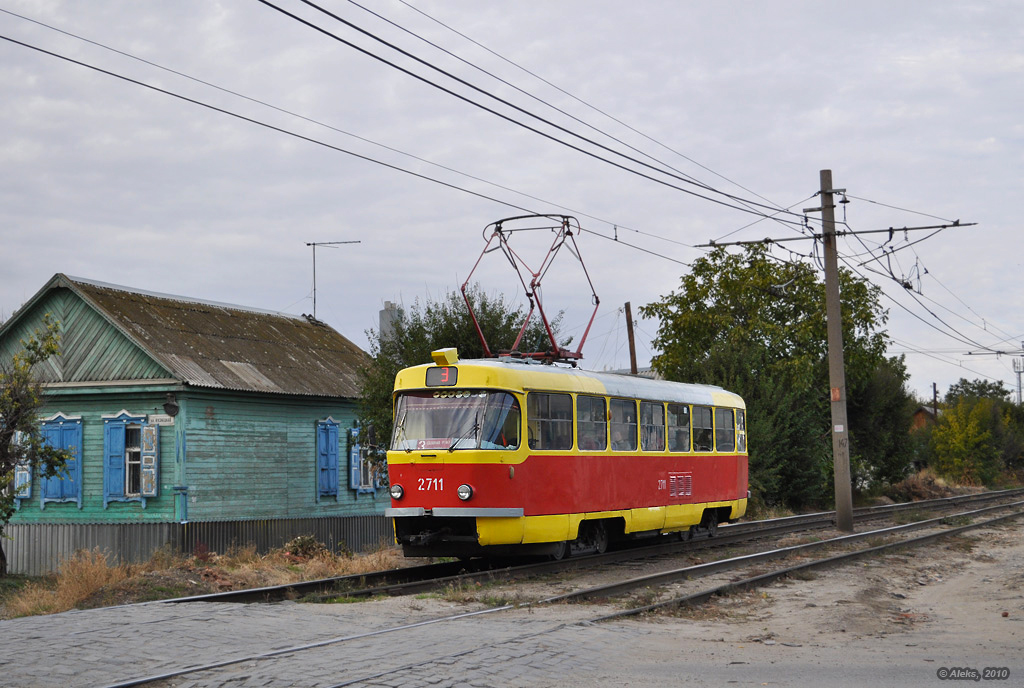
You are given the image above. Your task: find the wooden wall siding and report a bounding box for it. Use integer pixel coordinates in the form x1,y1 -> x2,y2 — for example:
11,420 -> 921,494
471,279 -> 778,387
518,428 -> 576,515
182,392 -> 388,521
9,392 -> 177,525
0,289 -> 168,383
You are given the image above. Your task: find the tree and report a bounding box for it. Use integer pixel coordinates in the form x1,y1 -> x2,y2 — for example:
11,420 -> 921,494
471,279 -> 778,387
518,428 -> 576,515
0,314 -> 70,576
358,285 -> 565,467
930,397 -> 1001,485
925,378 -> 1024,483
641,245 -> 913,508
945,378 -> 1012,404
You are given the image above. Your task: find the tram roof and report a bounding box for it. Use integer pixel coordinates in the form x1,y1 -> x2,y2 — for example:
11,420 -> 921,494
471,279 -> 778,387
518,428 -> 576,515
394,357 -> 745,409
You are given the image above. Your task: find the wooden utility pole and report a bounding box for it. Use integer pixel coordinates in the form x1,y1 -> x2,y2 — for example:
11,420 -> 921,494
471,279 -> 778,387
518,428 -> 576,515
625,301 -> 638,374
820,169 -> 854,532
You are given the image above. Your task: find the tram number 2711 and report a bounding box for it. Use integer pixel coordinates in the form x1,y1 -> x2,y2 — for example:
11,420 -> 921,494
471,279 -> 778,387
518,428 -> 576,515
418,477 -> 444,491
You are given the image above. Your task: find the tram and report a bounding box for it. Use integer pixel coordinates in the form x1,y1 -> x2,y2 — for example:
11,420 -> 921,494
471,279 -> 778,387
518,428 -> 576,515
385,348 -> 748,558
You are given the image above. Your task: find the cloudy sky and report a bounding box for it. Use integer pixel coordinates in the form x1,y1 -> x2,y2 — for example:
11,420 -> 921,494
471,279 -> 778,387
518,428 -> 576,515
1,1 -> 1021,400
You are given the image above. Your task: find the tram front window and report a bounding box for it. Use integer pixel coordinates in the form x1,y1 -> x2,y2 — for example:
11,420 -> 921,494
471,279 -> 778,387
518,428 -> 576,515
392,390 -> 521,451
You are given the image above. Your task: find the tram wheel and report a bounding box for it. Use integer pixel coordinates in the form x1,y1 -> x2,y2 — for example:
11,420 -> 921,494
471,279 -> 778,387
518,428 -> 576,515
703,510 -> 719,537
591,521 -> 609,554
550,540 -> 571,561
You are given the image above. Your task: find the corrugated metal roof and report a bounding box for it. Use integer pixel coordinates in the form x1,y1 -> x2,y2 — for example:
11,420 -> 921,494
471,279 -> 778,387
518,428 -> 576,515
53,275 -> 367,398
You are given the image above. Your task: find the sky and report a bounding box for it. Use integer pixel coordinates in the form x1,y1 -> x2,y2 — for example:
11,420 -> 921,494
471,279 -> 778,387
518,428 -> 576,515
1,1 -> 1022,402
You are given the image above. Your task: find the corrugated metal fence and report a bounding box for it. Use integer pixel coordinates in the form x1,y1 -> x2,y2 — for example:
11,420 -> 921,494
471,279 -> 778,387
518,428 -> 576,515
4,515 -> 393,576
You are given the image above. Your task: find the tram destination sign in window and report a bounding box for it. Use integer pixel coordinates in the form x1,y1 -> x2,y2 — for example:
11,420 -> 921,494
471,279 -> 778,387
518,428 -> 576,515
426,366 -> 458,386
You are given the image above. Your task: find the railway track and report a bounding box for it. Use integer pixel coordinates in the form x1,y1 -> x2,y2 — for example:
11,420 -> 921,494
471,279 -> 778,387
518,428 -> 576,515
163,486 -> 1024,604
105,495 -> 1024,688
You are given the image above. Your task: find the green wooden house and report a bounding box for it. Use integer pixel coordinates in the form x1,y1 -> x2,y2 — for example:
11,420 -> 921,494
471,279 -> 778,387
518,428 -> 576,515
1,274 -> 390,574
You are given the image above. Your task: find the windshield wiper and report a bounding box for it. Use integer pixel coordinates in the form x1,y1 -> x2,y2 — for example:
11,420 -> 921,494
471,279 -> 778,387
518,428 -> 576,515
394,411 -> 411,453
448,413 -> 481,453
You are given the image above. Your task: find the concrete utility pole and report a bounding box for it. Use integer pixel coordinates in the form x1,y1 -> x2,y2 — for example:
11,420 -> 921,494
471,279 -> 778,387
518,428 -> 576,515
820,169 -> 855,532
1014,358 -> 1023,406
625,301 -> 638,375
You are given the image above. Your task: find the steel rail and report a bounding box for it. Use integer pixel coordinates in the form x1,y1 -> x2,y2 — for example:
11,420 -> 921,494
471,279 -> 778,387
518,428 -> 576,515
165,487 -> 1024,604
591,504 -> 1024,621
101,498 -> 1024,688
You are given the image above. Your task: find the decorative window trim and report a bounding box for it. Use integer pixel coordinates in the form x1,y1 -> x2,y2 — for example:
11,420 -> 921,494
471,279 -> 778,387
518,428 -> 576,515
39,414 -> 83,510
10,430 -> 30,510
103,411 -> 159,509
349,426 -> 376,494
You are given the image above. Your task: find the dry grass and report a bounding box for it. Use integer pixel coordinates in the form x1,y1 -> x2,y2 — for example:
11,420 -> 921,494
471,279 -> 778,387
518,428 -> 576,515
1,538 -> 406,619
5,549 -> 131,618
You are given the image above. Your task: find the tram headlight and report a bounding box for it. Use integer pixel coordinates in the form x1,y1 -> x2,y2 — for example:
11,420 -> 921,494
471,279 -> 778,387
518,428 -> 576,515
390,484 -> 404,500
457,484 -> 473,501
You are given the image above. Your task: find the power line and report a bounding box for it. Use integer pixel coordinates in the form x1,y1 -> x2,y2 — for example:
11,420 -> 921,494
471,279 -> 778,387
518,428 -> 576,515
844,194 -> 956,224
257,0 -> 806,225
0,32 -> 698,271
393,0 -> 786,215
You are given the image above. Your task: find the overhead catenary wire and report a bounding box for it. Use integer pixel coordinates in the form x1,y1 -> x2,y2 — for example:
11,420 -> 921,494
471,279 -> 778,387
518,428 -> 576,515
0,32 -> 701,271
0,5 -> 674,248
393,0 -> 787,215
256,0 -> 806,226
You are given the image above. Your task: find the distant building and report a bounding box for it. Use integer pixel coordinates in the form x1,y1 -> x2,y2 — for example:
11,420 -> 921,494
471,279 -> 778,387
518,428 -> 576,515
0,274 -> 389,574
911,405 -> 943,431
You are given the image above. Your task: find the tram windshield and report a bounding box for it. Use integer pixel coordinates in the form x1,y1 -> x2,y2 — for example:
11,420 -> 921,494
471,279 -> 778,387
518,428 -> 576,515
392,390 -> 521,451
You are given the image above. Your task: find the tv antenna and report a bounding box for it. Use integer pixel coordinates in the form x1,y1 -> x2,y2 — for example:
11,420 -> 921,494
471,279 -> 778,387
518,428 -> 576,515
306,241 -> 360,318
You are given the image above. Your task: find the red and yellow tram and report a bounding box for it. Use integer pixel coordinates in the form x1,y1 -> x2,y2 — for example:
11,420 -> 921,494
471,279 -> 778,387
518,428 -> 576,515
385,348 -> 748,558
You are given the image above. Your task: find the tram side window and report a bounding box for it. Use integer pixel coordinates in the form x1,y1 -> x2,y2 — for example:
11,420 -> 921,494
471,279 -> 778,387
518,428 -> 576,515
610,398 -> 637,451
693,406 -> 713,452
527,392 -> 573,450
667,404 -> 690,452
640,401 -> 665,451
736,409 -> 747,452
715,408 -> 735,452
577,395 -> 607,451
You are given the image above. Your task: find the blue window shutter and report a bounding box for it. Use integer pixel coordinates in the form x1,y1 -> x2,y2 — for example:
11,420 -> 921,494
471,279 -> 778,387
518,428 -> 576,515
317,421 -> 340,498
105,421 -> 126,504
60,423 -> 81,501
41,419 -> 83,508
140,424 -> 159,498
327,424 -> 339,497
349,427 -> 361,491
41,424 -> 63,500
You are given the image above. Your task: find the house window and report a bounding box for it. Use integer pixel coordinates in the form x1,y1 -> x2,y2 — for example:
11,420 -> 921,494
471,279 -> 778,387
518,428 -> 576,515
125,426 -> 142,496
317,418 -> 340,500
103,411 -> 159,508
40,413 -> 83,510
640,402 -> 665,451
7,431 -> 31,508
349,425 -> 375,493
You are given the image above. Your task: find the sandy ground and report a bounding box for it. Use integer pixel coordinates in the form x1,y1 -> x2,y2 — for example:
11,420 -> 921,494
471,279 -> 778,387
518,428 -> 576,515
569,520 -> 1024,687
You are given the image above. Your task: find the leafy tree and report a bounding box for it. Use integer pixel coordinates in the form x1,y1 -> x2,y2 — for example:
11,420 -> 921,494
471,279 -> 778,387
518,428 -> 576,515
0,315 -> 70,576
930,397 -> 1002,485
359,285 -> 565,464
641,245 -> 912,508
945,378 -> 1012,404
925,378 -> 1024,482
